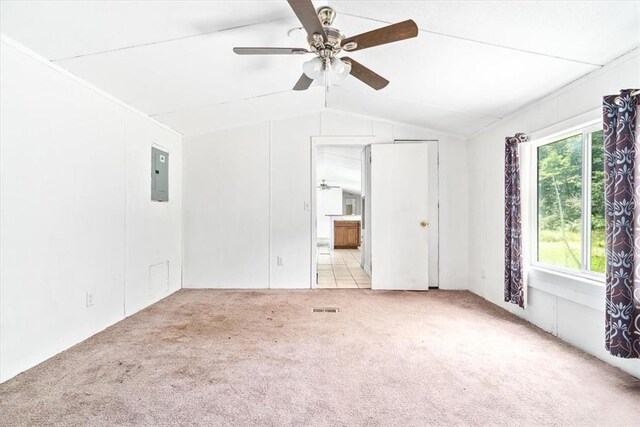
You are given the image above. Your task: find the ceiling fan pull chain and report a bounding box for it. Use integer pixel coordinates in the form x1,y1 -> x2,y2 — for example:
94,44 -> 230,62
324,61 -> 329,108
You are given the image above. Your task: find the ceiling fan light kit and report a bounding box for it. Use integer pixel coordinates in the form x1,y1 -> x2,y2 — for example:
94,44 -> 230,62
330,57 -> 351,82
302,57 -> 323,80
302,56 -> 351,82
233,0 -> 418,92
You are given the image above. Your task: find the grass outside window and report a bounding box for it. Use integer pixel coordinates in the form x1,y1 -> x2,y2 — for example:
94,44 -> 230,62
535,127 -> 604,276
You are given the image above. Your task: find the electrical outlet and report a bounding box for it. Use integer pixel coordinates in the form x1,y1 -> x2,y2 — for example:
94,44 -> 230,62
86,291 -> 94,307
481,268 -> 487,279
303,201 -> 310,211
277,256 -> 284,266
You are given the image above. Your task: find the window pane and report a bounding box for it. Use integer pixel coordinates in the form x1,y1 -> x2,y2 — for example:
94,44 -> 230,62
590,130 -> 605,272
537,135 -> 583,269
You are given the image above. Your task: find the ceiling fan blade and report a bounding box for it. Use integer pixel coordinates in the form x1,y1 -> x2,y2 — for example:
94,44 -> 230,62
342,57 -> 389,90
341,19 -> 418,52
287,0 -> 327,42
293,73 -> 314,91
233,47 -> 310,55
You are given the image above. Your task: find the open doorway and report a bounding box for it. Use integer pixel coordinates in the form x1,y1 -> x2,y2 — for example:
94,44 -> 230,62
314,144 -> 369,289
311,138 -> 439,291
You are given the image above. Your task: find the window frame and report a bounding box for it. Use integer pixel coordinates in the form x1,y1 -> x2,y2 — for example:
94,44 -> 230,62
529,121 -> 604,282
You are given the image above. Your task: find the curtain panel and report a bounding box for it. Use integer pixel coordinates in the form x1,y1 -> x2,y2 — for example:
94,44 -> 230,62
504,133 -> 529,308
604,89 -> 640,359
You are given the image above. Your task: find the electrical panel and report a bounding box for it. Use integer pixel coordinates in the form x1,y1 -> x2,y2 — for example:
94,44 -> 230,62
151,147 -> 169,202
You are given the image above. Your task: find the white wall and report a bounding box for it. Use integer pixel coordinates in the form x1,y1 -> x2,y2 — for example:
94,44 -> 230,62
0,37 -> 182,383
124,113 -> 183,314
183,123 -> 270,289
183,110 -> 469,290
467,49 -> 640,378
317,187 -> 343,240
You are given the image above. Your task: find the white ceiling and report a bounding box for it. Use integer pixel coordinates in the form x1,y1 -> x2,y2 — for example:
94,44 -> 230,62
317,145 -> 362,194
1,1 -> 639,137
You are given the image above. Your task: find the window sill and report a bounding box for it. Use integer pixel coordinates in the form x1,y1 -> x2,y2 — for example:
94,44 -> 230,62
527,266 -> 605,311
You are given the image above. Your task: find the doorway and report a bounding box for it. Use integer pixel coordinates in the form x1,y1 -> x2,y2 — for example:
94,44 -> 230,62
310,138 -> 439,290
314,143 -> 369,288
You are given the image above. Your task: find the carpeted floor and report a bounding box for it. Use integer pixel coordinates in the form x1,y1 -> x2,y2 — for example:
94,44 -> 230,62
0,289 -> 639,426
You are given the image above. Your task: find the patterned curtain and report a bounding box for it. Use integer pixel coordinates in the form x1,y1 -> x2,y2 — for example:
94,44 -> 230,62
504,133 -> 529,308
604,89 -> 639,359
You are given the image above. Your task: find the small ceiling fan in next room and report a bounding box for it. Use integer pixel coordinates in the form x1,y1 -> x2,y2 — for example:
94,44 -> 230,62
233,0 -> 419,91
317,180 -> 340,190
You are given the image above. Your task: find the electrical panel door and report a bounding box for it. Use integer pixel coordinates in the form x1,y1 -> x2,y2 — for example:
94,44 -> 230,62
151,147 -> 169,202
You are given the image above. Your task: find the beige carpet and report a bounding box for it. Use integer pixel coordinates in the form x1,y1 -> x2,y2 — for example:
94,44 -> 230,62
1,289 -> 639,426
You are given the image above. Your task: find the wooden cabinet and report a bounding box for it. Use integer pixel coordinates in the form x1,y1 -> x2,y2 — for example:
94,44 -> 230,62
334,221 -> 361,249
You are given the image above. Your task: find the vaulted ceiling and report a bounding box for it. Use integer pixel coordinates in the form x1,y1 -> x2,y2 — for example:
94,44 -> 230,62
1,1 -> 639,137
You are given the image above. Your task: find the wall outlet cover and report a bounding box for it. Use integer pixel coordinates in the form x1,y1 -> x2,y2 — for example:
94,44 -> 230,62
86,291 -> 94,307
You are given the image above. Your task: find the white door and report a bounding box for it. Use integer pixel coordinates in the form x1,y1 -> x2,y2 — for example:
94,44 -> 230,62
371,142 -> 429,290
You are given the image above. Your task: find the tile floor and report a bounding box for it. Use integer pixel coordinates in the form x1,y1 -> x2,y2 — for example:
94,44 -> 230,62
317,246 -> 371,289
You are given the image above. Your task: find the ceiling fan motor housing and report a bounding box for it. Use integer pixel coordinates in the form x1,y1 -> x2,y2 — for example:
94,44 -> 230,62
308,7 -> 344,55
309,27 -> 344,55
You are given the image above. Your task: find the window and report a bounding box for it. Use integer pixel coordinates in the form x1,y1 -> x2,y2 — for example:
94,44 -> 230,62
534,124 -> 604,276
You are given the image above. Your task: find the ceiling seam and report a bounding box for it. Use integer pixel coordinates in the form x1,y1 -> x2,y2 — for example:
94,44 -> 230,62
150,86 -> 501,121
48,11 -> 605,67
149,89 -> 308,117
0,34 -> 182,136
50,16 -> 293,62
329,87 -> 502,119
340,12 -> 604,68
466,46 -> 640,140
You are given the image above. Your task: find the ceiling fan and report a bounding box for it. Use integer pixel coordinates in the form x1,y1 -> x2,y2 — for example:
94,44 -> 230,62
233,0 -> 419,91
317,180 -> 340,190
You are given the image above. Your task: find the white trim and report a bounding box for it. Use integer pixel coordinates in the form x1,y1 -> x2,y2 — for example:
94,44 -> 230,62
521,142 -> 533,307
0,34 -> 182,137
310,139 -> 317,289
268,121 -> 272,290
528,267 -> 604,311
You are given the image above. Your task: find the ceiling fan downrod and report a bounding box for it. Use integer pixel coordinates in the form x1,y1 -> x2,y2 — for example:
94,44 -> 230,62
307,7 -> 344,58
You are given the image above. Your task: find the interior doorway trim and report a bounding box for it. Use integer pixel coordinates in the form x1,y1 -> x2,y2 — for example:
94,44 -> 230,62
310,136 -> 376,289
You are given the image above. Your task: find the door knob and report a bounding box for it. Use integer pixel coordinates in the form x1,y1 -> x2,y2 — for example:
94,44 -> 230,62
420,220 -> 429,228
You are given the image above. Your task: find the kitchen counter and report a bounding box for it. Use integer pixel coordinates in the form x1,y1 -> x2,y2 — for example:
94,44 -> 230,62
327,215 -> 361,249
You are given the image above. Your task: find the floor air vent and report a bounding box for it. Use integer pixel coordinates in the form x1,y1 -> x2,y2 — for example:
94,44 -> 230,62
313,307 -> 339,313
